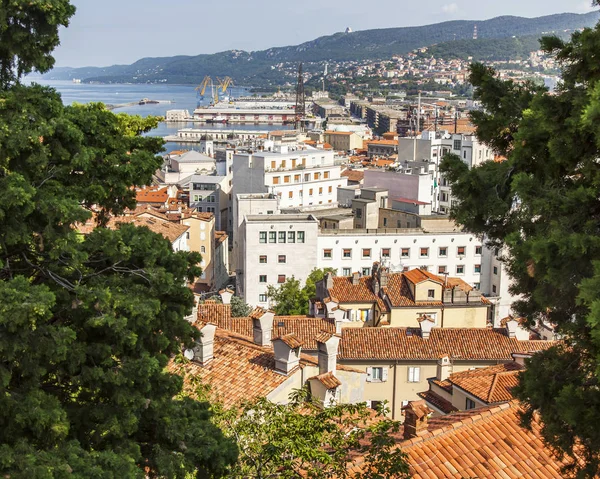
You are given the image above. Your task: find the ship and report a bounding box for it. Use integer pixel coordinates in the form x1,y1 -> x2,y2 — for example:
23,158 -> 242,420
139,98 -> 160,105
205,115 -> 228,124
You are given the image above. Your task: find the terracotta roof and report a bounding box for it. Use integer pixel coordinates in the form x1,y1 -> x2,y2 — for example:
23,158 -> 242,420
340,169 -> 365,182
215,230 -> 228,245
339,328 -> 556,361
372,158 -> 395,167
168,329 -> 297,408
402,402 -> 571,478
418,390 -> 458,414
430,378 -> 453,393
449,362 -> 523,404
309,371 -> 342,389
393,197 -> 429,206
129,204 -> 171,221
403,268 -> 442,285
274,333 -> 303,349
197,301 -> 231,326
136,186 -> 169,204
249,306 -> 272,320
367,140 -> 398,146
108,216 -> 189,243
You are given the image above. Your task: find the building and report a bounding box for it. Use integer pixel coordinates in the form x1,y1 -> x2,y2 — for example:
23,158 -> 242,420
170,305 -> 365,408
337,322 -> 554,418
324,131 -> 364,152
232,145 -> 348,215
313,267 -> 490,328
236,214 -> 319,306
185,175 -> 230,232
107,215 -> 190,252
367,139 -> 398,158
163,150 -> 216,184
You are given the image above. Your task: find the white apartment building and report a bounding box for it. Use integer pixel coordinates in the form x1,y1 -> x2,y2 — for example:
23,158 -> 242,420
236,214 -> 319,306
232,145 -> 348,213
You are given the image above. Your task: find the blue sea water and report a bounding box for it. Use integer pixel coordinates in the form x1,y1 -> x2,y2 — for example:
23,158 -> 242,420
26,79 -> 290,153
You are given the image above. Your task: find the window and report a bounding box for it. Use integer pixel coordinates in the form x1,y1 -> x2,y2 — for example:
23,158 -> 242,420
259,231 -> 267,243
438,247 -> 447,257
420,247 -> 429,258
297,231 -> 305,243
453,139 -> 461,150
457,246 -> 466,256
201,246 -> 206,253
474,264 -> 481,273
304,173 -> 310,181
438,265 -> 447,274
273,176 -> 280,185
401,248 -> 410,258
342,267 -> 352,276
474,282 -> 480,290
369,400 -> 383,411
259,275 -> 267,283
362,248 -> 371,259
309,188 -> 313,196
466,398 -> 477,410
278,231 -> 286,243
269,231 -> 276,243
259,255 -> 267,264
355,208 -> 362,219
475,245 -> 482,255
281,160 -> 286,168
324,171 -> 330,179
186,232 -> 190,239
323,249 -> 333,259
343,249 -> 352,259
259,294 -> 268,302
278,255 -> 286,264
288,191 -> 293,198
284,175 -> 290,183
408,367 -> 421,383
427,289 -> 435,299
271,160 -> 276,169
369,367 -> 387,382
328,186 -> 332,193
493,266 -> 498,275
420,265 -> 429,272
381,248 -> 390,258
456,265 -> 464,275
288,231 -> 295,243
318,187 -> 323,195
278,274 -> 286,283
362,267 -> 371,276
492,285 -> 497,294
314,172 -> 320,180
294,174 -> 301,183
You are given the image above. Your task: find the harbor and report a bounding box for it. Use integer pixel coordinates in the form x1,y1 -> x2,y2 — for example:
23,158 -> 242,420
164,127 -> 269,142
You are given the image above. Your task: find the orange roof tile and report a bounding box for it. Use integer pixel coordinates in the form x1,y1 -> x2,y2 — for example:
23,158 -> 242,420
367,139 -> 398,146
274,333 -> 303,349
448,362 -> 523,404
339,328 -> 556,361
418,390 -> 458,414
341,169 -> 365,182
108,216 -> 189,243
309,371 -> 342,389
136,186 -> 169,204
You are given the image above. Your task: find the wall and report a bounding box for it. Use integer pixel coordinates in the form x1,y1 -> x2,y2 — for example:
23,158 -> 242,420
378,209 -> 421,229
364,169 -> 433,205
182,215 -> 215,286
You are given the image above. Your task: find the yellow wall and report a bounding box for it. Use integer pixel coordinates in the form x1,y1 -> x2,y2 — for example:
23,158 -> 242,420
414,282 -> 443,302
182,215 -> 215,286
339,302 -> 377,327
388,305 -> 488,328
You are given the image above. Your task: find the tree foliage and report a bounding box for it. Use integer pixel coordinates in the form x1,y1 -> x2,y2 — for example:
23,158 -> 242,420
0,84 -> 237,477
440,7 -> 600,476
0,0 -> 76,87
267,268 -> 336,316
205,388 -> 410,479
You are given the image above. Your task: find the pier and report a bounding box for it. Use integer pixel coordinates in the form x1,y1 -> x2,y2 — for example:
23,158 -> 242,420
105,100 -> 173,111
165,128 -> 269,143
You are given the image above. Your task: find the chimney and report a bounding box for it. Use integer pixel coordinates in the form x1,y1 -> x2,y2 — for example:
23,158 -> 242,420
325,272 -> 334,290
379,265 -> 389,289
219,287 -> 234,305
185,294 -> 200,323
371,262 -> 380,295
352,272 -> 360,286
437,355 -> 451,381
402,400 -> 431,440
185,323 -> 217,365
316,332 -> 341,375
272,334 -> 303,375
332,307 -> 346,334
504,317 -> 518,339
251,307 -> 274,346
418,315 -> 435,339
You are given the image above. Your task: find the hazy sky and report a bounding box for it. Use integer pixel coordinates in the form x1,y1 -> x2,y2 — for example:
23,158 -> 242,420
53,0 -> 598,67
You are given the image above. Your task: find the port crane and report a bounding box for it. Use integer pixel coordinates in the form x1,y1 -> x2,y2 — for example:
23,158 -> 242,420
216,76 -> 234,96
195,76 -> 219,106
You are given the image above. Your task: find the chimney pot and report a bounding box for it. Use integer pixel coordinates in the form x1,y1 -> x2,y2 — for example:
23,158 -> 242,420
188,323 -> 217,365
437,355 -> 451,381
317,333 -> 340,375
251,308 -> 274,346
352,272 -> 360,285
402,400 -> 431,440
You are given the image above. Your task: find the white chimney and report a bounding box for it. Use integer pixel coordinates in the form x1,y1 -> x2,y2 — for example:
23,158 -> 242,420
418,315 -> 435,339
504,317 -> 519,339
219,287 -> 234,305
251,307 -> 274,346
316,332 -> 340,375
272,334 -> 303,375
437,355 -> 451,381
185,323 -> 217,365
331,307 -> 346,334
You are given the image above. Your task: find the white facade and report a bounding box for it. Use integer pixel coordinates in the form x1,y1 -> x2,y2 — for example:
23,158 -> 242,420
316,230 -> 484,288
480,246 -> 519,326
172,232 -> 189,252
237,215 -> 319,307
232,146 -> 348,243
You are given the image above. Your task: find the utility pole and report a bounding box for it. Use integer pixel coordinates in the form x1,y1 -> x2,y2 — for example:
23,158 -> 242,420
294,63 -> 305,131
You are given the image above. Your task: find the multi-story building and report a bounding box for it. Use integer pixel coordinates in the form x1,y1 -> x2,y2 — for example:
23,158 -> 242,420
232,145 -> 348,213
323,131 -> 364,153
185,175 -> 230,232
236,214 -> 319,306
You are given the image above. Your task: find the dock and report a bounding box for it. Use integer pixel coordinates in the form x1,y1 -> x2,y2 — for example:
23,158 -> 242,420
105,100 -> 174,111
165,128 -> 269,143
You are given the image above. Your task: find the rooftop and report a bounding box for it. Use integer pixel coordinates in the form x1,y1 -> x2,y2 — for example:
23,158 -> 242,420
446,362 -> 524,404
108,216 -> 189,243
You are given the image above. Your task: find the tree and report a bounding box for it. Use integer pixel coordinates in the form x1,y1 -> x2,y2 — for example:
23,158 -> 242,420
0,0 -> 76,87
207,294 -> 252,318
440,6 -> 600,476
267,269 -> 336,316
0,75 -> 236,479
206,388 -> 410,479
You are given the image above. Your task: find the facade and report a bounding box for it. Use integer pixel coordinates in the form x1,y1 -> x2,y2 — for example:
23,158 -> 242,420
236,214 -> 319,306
324,131 -> 364,152
164,150 -> 216,184
363,168 -> 434,210
193,107 -> 295,124
187,175 -> 230,232
232,145 -> 348,214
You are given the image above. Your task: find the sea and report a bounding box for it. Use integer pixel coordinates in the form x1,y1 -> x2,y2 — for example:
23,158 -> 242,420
26,79 -> 290,153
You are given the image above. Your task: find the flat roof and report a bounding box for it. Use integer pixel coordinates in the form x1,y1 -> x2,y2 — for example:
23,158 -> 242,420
393,197 -> 430,206
246,214 -> 318,222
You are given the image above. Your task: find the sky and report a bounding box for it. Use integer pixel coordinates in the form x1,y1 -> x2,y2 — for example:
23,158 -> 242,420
53,0 -> 599,68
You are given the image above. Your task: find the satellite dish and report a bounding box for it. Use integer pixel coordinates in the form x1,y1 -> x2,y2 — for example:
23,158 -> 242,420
184,349 -> 195,360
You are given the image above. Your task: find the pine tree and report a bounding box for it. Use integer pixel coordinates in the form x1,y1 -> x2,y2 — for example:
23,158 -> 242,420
441,4 -> 600,476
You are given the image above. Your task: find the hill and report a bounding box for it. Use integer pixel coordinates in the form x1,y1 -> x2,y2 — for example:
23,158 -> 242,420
42,11 -> 600,85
